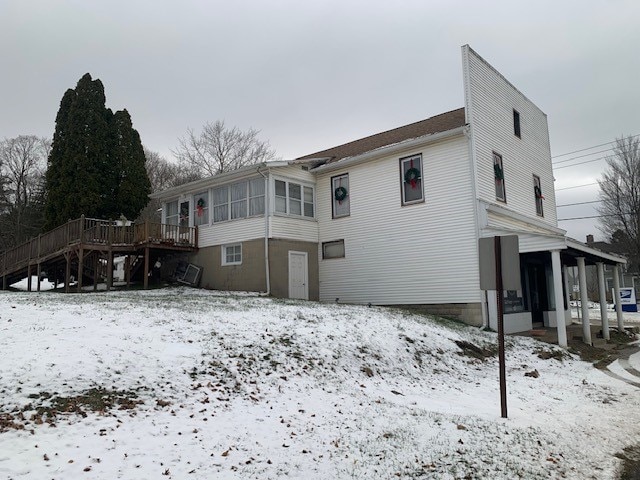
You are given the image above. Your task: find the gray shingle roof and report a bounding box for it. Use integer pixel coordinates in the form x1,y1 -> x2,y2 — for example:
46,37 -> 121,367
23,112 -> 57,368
296,107 -> 466,164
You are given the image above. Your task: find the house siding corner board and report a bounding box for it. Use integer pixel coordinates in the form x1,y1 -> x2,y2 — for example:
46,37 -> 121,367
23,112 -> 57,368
463,46 -> 557,226
197,217 -> 265,248
317,134 -> 482,305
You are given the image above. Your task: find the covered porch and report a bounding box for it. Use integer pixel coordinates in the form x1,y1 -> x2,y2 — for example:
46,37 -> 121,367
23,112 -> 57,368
486,234 -> 626,347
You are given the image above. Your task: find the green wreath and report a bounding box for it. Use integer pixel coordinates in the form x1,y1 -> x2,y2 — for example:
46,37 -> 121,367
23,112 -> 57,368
404,167 -> 421,185
197,198 -> 206,209
334,186 -> 348,202
534,186 -> 544,199
494,163 -> 504,180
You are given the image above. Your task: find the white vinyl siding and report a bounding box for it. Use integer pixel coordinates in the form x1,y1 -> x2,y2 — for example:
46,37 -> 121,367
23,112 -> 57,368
316,134 -> 480,305
462,45 -> 557,226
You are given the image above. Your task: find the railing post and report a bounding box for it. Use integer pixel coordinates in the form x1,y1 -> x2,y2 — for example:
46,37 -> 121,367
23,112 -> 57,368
194,225 -> 198,248
80,215 -> 85,244
144,221 -> 149,243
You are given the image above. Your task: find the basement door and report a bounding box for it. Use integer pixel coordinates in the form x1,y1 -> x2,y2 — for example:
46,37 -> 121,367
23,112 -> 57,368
288,251 -> 308,300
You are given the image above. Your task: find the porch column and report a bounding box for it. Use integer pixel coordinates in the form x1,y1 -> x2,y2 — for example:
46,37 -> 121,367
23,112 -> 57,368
551,250 -> 568,347
596,262 -> 610,340
613,264 -> 624,332
563,265 -> 571,325
576,257 -> 591,345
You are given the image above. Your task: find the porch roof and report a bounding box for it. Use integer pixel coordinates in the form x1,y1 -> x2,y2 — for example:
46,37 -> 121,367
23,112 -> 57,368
561,238 -> 627,266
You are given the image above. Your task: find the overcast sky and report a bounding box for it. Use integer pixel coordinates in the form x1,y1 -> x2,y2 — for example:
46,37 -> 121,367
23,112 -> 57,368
1,0 -> 638,242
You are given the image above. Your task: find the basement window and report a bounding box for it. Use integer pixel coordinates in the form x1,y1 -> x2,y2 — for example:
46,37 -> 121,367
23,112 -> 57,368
322,240 -> 345,259
222,243 -> 242,266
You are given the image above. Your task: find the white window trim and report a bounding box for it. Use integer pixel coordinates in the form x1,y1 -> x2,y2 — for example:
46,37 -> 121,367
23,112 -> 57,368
193,191 -> 210,227
322,239 -> 345,260
272,177 -> 315,219
493,151 -> 506,202
331,173 -> 350,219
222,243 -> 242,266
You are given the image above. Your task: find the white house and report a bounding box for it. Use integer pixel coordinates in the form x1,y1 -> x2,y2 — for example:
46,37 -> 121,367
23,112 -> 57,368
151,45 -> 625,347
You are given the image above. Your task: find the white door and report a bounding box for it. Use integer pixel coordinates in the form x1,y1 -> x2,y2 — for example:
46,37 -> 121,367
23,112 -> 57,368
288,251 -> 308,300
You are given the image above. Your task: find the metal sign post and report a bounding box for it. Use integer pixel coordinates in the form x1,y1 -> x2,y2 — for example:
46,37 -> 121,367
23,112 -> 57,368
479,235 -> 521,420
494,236 -> 507,419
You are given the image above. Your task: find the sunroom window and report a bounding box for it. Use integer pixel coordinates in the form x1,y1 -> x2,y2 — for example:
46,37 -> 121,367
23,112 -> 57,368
193,192 -> 209,226
212,178 -> 265,223
274,179 -> 314,218
165,200 -> 178,225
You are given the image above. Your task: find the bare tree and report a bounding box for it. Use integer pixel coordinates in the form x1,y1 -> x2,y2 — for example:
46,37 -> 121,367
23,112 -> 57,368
137,148 -> 199,222
173,120 -> 277,178
0,135 -> 50,248
598,135 -> 640,271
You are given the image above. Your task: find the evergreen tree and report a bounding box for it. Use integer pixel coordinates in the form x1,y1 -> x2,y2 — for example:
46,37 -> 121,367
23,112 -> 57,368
111,110 -> 151,219
44,74 -> 151,229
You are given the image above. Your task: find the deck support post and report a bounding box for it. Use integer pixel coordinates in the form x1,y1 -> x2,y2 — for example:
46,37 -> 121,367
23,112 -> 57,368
77,247 -> 84,292
65,250 -> 71,294
107,251 -> 113,291
27,265 -> 32,292
93,253 -> 99,291
143,247 -> 150,290
37,264 -> 42,292
125,255 -> 131,287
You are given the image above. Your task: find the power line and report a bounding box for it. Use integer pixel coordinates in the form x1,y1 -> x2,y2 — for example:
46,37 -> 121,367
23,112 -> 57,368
556,200 -> 601,208
558,213 -> 624,221
553,156 -> 607,170
555,182 -> 599,191
552,133 -> 640,159
552,148 -> 612,165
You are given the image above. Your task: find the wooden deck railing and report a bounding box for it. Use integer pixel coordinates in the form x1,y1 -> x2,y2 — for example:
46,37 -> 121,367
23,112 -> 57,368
0,216 -> 197,277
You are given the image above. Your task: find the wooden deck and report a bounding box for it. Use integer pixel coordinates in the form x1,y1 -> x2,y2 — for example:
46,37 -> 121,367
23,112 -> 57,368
0,216 -> 198,292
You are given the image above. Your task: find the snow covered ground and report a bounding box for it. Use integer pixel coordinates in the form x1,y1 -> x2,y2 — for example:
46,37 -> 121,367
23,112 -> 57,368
0,288 -> 639,479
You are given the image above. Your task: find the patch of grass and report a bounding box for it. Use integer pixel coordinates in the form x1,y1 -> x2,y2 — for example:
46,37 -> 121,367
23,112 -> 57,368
454,340 -> 497,361
534,347 -> 571,362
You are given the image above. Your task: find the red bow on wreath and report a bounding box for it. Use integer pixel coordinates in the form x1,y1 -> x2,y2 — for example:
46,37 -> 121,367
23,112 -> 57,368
196,198 -> 205,216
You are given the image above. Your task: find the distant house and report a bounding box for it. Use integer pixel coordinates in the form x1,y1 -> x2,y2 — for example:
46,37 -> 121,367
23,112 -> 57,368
151,45 -> 625,345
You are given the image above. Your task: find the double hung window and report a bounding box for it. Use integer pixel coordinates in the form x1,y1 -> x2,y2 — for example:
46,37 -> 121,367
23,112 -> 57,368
493,152 -> 506,202
332,174 -> 350,218
400,154 -> 424,205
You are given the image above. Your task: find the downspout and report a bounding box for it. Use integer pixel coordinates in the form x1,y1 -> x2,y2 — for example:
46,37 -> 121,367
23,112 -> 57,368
257,165 -> 271,296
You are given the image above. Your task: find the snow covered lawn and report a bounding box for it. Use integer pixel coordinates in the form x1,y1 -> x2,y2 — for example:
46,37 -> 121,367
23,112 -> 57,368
1,288 -> 639,479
